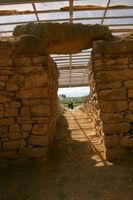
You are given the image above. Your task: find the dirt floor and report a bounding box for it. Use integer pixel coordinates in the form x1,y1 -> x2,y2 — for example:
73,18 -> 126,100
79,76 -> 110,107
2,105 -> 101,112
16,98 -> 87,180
1,109 -> 133,200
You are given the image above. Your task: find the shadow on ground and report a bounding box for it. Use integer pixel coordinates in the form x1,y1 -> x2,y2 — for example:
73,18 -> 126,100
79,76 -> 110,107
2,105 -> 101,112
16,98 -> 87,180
0,109 -> 133,200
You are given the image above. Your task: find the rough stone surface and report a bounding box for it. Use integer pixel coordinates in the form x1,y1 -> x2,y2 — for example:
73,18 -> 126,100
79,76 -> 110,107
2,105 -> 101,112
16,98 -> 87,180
28,135 -> 49,147
32,124 -> 48,135
31,105 -> 50,117
17,87 -> 49,99
0,38 -> 59,160
86,35 -> 133,160
103,123 -> 131,134
121,136 -> 133,147
98,89 -> 126,100
104,135 -> 119,148
99,100 -> 128,113
13,23 -> 113,54
101,113 -> 124,123
19,147 -> 47,158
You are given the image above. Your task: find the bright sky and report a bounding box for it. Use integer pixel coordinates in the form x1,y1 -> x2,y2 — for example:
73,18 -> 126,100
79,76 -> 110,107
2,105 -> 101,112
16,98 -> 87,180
58,86 -> 90,97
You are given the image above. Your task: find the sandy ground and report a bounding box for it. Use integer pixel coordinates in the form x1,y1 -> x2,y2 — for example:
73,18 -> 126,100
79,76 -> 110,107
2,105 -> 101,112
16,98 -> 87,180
0,109 -> 133,200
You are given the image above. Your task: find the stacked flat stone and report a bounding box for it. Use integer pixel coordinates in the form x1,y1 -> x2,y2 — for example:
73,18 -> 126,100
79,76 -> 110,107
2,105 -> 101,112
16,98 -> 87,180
0,36 -> 58,160
91,38 -> 133,160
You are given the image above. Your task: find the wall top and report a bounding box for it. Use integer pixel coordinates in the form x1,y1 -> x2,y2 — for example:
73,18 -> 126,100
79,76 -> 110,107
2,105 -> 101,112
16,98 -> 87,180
93,33 -> 133,54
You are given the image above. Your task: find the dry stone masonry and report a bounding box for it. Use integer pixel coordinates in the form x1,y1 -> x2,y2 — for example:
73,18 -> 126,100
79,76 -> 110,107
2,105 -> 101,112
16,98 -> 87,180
91,35 -> 133,160
0,35 -> 59,160
0,21 -> 133,161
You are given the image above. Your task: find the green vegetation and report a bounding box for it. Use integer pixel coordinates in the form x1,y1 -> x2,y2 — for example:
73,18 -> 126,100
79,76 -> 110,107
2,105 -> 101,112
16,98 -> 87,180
59,96 -> 87,108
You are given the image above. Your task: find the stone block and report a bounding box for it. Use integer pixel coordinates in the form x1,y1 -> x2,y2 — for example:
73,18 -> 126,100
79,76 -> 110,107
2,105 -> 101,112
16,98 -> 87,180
0,111 -> 4,118
3,140 -> 20,150
31,105 -> 50,117
28,135 -> 49,147
19,147 -> 47,158
14,34 -> 48,55
5,101 -> 21,108
117,58 -> 128,64
0,151 -> 19,159
121,135 -> 133,147
32,117 -> 49,124
129,101 -> 133,112
9,74 -> 24,84
19,139 -> 26,148
0,104 -> 4,111
22,99 -> 37,106
0,125 -> 8,134
0,95 -> 11,103
22,99 -> 45,106
104,58 -> 116,65
129,64 -> 133,68
20,106 -> 31,117
0,75 -> 8,81
0,59 -> 12,67
32,56 -> 48,65
104,135 -> 119,148
101,113 -> 123,123
93,40 -> 133,54
5,108 -> 18,117
21,124 -> 32,132
14,57 -> 31,67
0,70 -> 14,75
125,80 -> 133,88
16,66 -> 37,74
17,117 -> 34,124
32,124 -> 48,135
129,56 -> 133,63
117,64 -> 128,70
0,81 -> 5,87
103,123 -> 131,134
0,118 -> 15,125
6,83 -> 19,92
8,132 -> 21,140
93,59 -> 104,67
22,132 -> 29,139
96,82 -> 122,90
105,147 -> 129,161
128,89 -> 133,98
25,73 -> 48,89
99,100 -> 128,112
95,70 -> 133,83
13,23 -> 112,54
9,123 -> 20,132
98,89 -> 126,100
17,87 -> 48,99
125,114 -> 133,122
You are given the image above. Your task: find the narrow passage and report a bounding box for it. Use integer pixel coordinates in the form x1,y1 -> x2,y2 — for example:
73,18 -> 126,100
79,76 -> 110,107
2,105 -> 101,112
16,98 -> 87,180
54,108 -> 107,167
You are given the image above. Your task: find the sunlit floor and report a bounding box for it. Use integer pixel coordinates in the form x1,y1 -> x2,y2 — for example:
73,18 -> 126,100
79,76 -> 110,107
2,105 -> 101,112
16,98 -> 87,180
0,108 -> 133,200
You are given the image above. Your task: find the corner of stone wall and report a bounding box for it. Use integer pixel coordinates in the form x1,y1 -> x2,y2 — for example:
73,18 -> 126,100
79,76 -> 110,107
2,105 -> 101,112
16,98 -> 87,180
91,39 -> 133,161
0,35 -> 59,160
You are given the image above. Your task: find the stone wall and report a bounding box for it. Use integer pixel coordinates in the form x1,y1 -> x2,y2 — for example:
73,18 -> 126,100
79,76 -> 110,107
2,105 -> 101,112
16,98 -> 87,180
0,36 -> 59,160
91,38 -> 133,160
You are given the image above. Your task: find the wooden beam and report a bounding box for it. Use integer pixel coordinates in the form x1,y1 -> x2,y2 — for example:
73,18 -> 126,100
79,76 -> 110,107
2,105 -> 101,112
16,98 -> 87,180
0,0 -> 67,5
32,3 -> 40,21
58,66 -> 87,70
59,83 -> 89,88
